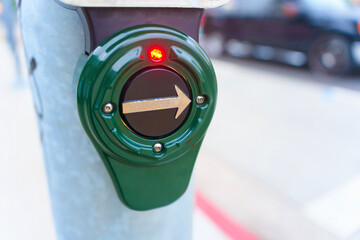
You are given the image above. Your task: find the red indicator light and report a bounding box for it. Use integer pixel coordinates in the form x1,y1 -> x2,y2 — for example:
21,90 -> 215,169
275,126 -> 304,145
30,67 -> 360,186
149,48 -> 165,62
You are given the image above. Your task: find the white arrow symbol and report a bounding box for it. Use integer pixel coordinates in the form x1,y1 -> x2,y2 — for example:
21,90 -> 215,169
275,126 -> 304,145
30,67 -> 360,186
122,85 -> 191,119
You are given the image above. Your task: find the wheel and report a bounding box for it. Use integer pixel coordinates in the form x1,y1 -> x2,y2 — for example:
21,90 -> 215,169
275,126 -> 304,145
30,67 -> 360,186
201,32 -> 225,58
224,39 -> 254,58
308,35 -> 353,75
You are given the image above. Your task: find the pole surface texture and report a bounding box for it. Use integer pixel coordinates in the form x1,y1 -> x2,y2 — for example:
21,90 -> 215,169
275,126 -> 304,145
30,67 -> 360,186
19,1 -> 194,239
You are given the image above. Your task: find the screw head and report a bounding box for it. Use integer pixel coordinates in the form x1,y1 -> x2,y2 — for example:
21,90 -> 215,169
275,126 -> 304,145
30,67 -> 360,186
196,95 -> 205,105
102,102 -> 114,114
153,143 -> 163,153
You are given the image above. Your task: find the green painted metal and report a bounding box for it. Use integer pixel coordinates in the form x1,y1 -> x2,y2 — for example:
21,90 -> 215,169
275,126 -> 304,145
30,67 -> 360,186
76,25 -> 217,211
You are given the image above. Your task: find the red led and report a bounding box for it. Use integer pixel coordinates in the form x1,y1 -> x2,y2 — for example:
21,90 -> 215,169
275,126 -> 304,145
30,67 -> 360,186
149,48 -> 165,62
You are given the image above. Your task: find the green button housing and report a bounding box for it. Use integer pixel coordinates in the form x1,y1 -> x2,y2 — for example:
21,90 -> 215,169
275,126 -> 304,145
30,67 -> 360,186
76,25 -> 217,211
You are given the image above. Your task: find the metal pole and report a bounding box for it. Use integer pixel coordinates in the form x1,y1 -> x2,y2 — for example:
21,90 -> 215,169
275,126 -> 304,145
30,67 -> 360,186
19,0 -> 194,239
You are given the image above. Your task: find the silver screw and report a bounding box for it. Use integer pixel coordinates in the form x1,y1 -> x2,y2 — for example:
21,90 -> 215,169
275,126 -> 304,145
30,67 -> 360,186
153,143 -> 163,153
102,102 -> 114,114
196,95 -> 205,105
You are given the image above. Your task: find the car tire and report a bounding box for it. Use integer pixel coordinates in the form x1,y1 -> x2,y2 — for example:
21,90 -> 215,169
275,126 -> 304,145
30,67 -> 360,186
201,32 -> 225,58
308,35 -> 353,75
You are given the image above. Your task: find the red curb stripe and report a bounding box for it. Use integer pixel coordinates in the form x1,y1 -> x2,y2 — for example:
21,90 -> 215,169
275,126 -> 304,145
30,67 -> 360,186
195,191 -> 260,240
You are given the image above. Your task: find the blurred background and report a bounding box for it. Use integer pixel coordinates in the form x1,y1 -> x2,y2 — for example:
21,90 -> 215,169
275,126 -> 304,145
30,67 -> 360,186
2,0 -> 360,239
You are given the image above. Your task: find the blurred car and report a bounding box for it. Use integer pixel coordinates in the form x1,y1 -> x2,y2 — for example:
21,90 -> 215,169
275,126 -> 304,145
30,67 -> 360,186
202,0 -> 360,75
350,0 -> 360,6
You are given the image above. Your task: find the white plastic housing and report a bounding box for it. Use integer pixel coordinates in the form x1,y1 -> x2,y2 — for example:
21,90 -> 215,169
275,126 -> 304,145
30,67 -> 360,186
57,0 -> 229,8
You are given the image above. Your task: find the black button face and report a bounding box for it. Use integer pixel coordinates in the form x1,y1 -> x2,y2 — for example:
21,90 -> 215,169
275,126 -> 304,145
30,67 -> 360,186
120,67 -> 192,138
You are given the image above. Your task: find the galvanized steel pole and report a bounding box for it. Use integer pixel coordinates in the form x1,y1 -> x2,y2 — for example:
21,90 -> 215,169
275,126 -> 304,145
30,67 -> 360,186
19,0 -> 194,239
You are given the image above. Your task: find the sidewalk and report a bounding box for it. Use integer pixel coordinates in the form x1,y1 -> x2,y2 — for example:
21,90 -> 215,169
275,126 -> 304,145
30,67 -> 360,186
197,58 -> 360,240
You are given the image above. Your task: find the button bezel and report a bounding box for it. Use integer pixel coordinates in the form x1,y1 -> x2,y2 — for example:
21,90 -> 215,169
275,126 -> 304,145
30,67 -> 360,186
77,25 -> 217,166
